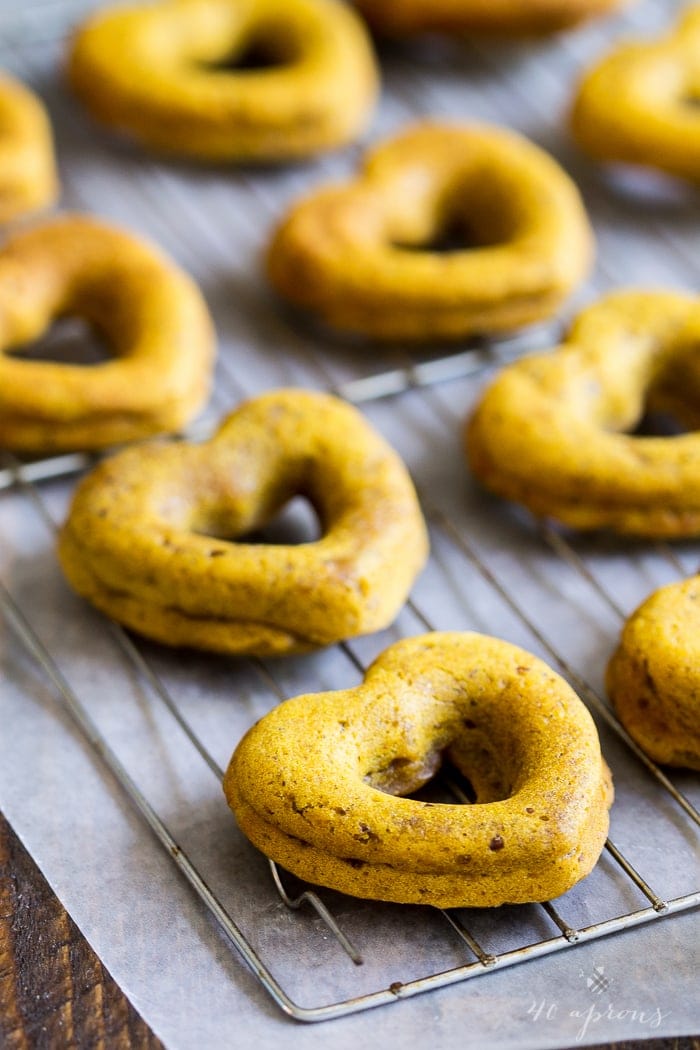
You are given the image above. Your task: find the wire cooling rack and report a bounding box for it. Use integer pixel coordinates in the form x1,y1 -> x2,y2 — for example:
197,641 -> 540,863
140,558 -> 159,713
0,0 -> 699,1027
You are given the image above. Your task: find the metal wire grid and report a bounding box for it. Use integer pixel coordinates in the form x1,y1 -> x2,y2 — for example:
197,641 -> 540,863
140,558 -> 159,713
0,0 -> 699,1026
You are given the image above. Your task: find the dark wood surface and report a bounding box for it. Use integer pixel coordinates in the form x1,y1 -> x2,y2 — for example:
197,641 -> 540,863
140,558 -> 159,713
0,811 -> 162,1050
0,810 -> 696,1049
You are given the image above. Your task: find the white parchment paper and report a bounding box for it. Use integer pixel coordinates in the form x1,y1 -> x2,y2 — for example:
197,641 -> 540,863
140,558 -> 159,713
1,1 -> 699,1047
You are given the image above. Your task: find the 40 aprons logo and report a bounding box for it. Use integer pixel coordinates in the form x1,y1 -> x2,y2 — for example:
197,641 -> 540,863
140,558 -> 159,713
527,965 -> 671,1042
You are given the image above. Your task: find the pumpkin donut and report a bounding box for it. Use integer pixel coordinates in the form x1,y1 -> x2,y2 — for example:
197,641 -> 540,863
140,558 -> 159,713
0,215 -> 214,454
571,6 -> 700,184
467,289 -> 700,538
354,0 -> 625,37
67,0 -> 378,163
225,632 -> 613,908
0,73 -> 58,224
607,577 -> 700,771
266,122 -> 594,342
58,390 -> 428,656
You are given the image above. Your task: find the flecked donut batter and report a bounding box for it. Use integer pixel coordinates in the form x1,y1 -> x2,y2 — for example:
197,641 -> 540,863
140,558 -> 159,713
0,214 -> 214,453
467,289 -> 700,537
607,576 -> 700,770
58,389 -> 428,656
225,632 -> 613,908
267,122 -> 593,342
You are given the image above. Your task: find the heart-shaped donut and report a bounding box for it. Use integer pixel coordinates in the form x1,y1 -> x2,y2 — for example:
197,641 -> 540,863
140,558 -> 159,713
571,6 -> 700,183
0,214 -> 214,453
225,632 -> 613,907
467,289 -> 700,537
607,576 -> 700,770
354,0 -> 624,36
267,122 -> 594,342
0,73 -> 58,223
68,0 -> 378,162
58,390 -> 428,655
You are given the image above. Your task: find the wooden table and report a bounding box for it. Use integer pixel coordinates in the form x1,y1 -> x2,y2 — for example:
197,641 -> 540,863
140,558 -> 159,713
0,811 -> 696,1050
0,812 -> 161,1048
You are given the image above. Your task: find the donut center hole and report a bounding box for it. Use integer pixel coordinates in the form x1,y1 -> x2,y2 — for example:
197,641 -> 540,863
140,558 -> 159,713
5,316 -> 112,366
365,732 -> 513,805
195,496 -> 322,546
392,214 -> 504,254
632,409 -> 688,437
243,496 -> 322,544
411,761 -> 478,805
202,30 -> 301,73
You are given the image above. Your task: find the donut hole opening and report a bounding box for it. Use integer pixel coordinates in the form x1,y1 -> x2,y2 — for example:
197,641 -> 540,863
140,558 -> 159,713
364,752 -> 443,796
391,214 -> 505,255
629,367 -> 700,436
411,761 -> 478,805
5,316 -> 112,366
199,29 -> 302,74
389,174 -> 526,257
365,741 -> 511,805
242,496 -> 322,544
193,495 -> 322,546
632,409 -> 687,437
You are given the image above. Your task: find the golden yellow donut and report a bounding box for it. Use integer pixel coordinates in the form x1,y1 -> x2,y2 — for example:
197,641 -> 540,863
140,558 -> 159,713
67,0 -> 378,162
571,6 -> 700,183
0,73 -> 58,223
225,631 -> 613,907
267,122 -> 594,342
607,576 -> 700,770
0,215 -> 214,454
354,0 -> 625,36
467,289 -> 700,538
58,389 -> 428,656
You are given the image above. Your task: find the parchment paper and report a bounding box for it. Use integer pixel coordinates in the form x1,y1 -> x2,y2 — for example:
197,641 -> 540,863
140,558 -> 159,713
0,1 -> 699,1047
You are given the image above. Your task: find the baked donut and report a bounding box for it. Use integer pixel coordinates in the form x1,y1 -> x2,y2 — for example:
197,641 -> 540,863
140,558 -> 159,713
67,0 -> 378,163
607,577 -> 700,770
571,6 -> 700,183
0,215 -> 214,454
266,122 -> 593,342
354,0 -> 625,36
58,390 -> 428,656
0,73 -> 58,223
467,289 -> 700,538
225,632 -> 613,908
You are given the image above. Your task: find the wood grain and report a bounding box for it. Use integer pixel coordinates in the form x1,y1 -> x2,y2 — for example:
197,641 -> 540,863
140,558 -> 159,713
0,811 -> 162,1050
